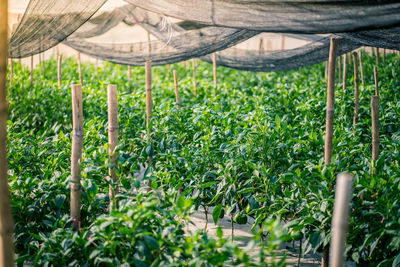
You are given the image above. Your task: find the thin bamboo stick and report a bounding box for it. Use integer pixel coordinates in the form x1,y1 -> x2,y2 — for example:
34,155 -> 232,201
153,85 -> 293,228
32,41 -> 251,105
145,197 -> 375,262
57,53 -> 62,88
342,54 -> 347,92
371,96 -> 380,165
330,173 -> 354,267
213,53 -> 217,88
70,84 -> 83,229
352,52 -> 360,127
173,70 -> 180,108
145,61 -> 152,130
322,38 -> 339,267
107,84 -> 118,206
375,47 -> 380,65
374,66 -> 379,97
77,52 -> 82,85
0,0 -> 15,264
383,48 -> 386,63
128,65 -> 132,81
258,38 -> 264,52
325,61 -> 328,81
325,37 -> 339,165
192,59 -> 197,96
30,55 -> 33,85
359,52 -> 365,89
338,56 -> 342,84
9,59 -> 13,88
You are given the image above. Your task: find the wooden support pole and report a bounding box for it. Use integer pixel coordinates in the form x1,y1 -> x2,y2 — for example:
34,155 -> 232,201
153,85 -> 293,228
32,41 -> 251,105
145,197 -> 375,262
77,52 -> 82,85
258,38 -> 264,52
375,47 -> 380,65
173,70 -> 180,108
374,66 -> 379,97
145,61 -> 152,130
352,52 -> 360,127
358,52 -> 365,89
70,84 -> 83,229
371,95 -> 380,166
325,61 -> 328,81
342,54 -> 347,92
128,65 -> 132,81
383,48 -> 386,63
9,59 -> 13,88
57,53 -> 62,88
213,53 -> 217,88
0,0 -> 15,264
323,38 -> 339,267
330,173 -> 354,267
338,56 -> 342,84
325,37 -> 339,164
192,59 -> 197,96
30,55 -> 33,85
107,84 -> 118,206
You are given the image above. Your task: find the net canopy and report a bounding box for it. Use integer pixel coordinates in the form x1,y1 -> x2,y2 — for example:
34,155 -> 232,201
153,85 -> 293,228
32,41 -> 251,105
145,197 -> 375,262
9,0 -> 107,58
124,0 -> 400,33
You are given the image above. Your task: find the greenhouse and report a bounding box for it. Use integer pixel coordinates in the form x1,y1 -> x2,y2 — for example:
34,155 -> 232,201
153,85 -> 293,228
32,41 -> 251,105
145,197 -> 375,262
1,0 -> 400,266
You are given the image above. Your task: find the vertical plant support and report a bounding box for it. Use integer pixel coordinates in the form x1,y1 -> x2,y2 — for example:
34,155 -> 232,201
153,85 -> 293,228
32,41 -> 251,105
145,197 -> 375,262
338,56 -> 342,84
173,70 -> 180,108
0,0 -> 15,264
30,55 -> 33,85
57,53 -> 62,88
192,59 -> 197,96
281,35 -> 285,50
325,61 -> 328,81
77,52 -> 82,85
258,38 -> 264,52
128,65 -> 132,81
358,52 -> 365,89
213,53 -> 217,88
107,84 -> 118,206
342,54 -> 347,92
145,61 -> 152,130
330,173 -> 354,267
376,47 -> 380,65
352,52 -> 360,127
374,66 -> 379,97
70,84 -> 83,229
323,37 -> 339,267
371,96 -> 380,169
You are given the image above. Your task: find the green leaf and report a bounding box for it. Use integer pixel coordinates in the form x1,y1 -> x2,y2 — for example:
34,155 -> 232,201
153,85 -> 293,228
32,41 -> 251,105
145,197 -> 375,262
212,204 -> 223,225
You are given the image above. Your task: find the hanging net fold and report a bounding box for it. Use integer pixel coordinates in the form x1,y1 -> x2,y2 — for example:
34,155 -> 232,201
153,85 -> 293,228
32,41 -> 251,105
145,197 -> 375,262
9,0 -> 107,58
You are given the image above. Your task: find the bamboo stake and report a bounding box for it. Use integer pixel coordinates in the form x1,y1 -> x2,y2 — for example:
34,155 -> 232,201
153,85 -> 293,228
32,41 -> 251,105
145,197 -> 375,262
128,65 -> 132,81
323,37 -> 339,267
145,61 -> 152,130
9,59 -> 13,88
338,56 -> 342,84
30,55 -> 33,85
192,59 -> 197,96
213,53 -> 217,88
371,96 -> 380,166
173,70 -> 180,108
374,66 -> 379,97
57,53 -> 62,88
258,38 -> 264,52
375,47 -> 380,65
325,37 -> 339,164
77,52 -> 82,85
107,84 -> 118,206
0,0 -> 15,264
70,84 -> 83,229
330,173 -> 354,267
383,48 -> 386,63
358,52 -> 365,89
342,54 -> 347,92
325,61 -> 328,81
352,52 -> 360,129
